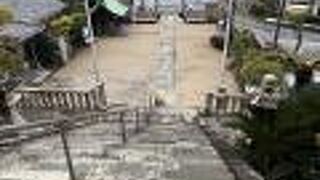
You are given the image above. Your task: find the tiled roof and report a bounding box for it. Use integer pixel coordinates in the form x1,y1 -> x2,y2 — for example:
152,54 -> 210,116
0,0 -> 65,41
0,0 -> 65,24
0,23 -> 44,42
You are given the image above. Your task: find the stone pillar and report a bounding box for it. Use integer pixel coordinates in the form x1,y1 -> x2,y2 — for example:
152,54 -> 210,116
0,90 -> 12,125
204,93 -> 214,116
58,36 -> 69,63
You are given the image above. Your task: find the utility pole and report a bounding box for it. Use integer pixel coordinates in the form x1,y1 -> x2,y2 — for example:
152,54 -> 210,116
84,0 -> 100,83
219,0 -> 234,92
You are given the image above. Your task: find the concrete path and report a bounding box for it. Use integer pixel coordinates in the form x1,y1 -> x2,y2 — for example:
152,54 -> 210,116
176,23 -> 238,108
45,24 -> 159,105
44,18 -> 237,108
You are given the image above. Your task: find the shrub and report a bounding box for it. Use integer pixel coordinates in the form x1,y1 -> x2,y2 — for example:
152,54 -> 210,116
50,15 -> 74,36
0,48 -> 22,74
239,52 -> 285,85
0,5 -> 13,25
26,34 -> 62,69
249,0 -> 277,18
228,85 -> 320,179
49,12 -> 86,48
50,12 -> 85,37
304,14 -> 320,24
230,29 -> 258,70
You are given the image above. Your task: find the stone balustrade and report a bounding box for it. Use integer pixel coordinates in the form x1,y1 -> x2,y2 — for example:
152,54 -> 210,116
13,83 -> 107,111
204,93 -> 249,116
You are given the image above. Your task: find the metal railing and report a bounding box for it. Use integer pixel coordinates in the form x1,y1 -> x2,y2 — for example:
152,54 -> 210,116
0,102 -> 156,180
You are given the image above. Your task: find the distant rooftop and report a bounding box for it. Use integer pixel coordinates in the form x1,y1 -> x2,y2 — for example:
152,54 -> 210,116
0,0 -> 65,42
0,23 -> 44,42
0,0 -> 65,24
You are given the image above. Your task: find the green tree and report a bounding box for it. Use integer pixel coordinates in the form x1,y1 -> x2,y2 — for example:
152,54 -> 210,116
0,39 -> 22,75
250,0 -> 278,18
228,85 -> 320,180
288,12 -> 308,53
50,15 -> 75,37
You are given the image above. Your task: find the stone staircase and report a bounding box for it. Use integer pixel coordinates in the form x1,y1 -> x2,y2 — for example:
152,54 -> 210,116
0,107 -> 235,180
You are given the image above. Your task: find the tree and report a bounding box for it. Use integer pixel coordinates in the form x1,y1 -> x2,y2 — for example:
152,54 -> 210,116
286,3 -> 310,53
249,0 -> 278,18
0,39 -> 22,75
0,5 -> 13,25
228,85 -> 320,180
274,0 -> 286,48
287,12 -> 308,53
309,0 -> 317,15
49,13 -> 85,61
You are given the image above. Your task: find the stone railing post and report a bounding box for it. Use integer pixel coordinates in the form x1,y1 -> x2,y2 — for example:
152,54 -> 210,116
135,107 -> 140,133
204,93 -> 214,116
119,112 -> 127,144
216,94 -> 228,121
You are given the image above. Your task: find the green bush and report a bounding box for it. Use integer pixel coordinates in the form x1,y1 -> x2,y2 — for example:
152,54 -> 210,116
26,34 -> 62,69
228,85 -> 320,179
49,12 -> 86,48
230,30 -> 290,86
0,5 -> 13,25
0,42 -> 22,74
231,29 -> 258,70
249,0 -> 277,18
239,52 -> 285,85
304,14 -> 320,24
50,12 -> 85,37
50,15 -> 74,36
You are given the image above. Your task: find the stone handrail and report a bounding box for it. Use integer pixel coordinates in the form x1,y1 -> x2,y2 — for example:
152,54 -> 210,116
197,117 -> 264,180
204,92 -> 249,116
13,82 -> 107,111
0,103 -> 155,146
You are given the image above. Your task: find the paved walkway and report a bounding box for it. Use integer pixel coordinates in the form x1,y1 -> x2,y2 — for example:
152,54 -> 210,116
45,24 -> 159,105
44,17 -> 237,108
176,23 -> 238,108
